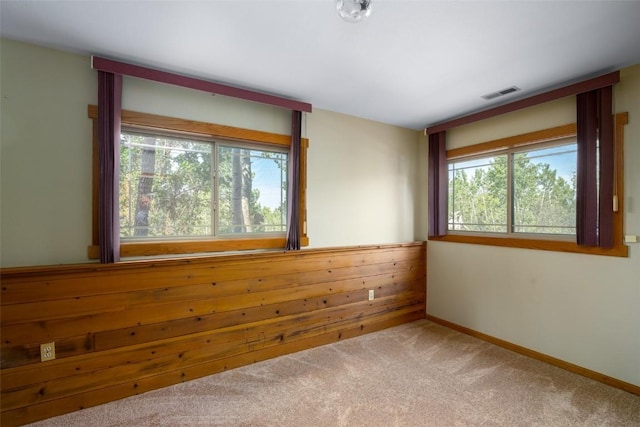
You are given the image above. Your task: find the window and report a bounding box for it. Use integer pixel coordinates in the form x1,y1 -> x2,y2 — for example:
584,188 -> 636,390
449,154 -> 508,233
431,115 -> 628,257
120,131 -> 288,239
88,106 -> 308,258
449,139 -> 577,238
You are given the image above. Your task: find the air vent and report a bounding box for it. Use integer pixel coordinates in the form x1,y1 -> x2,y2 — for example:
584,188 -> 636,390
481,86 -> 521,100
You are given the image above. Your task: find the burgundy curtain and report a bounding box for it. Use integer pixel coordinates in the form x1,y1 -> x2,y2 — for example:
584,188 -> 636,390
285,110 -> 302,250
576,86 -> 613,247
98,71 -> 122,263
428,131 -> 447,237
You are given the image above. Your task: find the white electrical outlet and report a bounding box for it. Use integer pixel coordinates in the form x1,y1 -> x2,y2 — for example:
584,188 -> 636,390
368,289 -> 375,301
624,235 -> 638,243
40,342 -> 56,362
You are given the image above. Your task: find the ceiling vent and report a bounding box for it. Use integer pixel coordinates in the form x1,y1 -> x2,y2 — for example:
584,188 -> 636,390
481,86 -> 521,100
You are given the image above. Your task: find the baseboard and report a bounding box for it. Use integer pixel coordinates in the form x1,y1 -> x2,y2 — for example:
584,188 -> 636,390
425,314 -> 640,396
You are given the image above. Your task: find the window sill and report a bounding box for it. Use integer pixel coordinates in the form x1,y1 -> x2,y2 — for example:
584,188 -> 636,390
88,236 -> 309,259
428,234 -> 628,257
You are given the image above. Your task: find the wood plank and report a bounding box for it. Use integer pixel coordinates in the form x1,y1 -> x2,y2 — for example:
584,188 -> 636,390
1,276 -> 423,368
2,291 -> 424,391
1,335 -> 93,370
3,305 -> 423,413
2,294 -> 423,410
1,244 -> 425,304
93,277 -> 424,351
1,243 -> 424,283
1,311 -> 423,427
1,243 -> 426,425
2,294 -> 424,391
1,262 -> 424,346
1,257 -> 424,326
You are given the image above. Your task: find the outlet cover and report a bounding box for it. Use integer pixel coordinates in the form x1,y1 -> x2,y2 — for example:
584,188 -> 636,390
41,342 -> 56,362
368,289 -> 375,301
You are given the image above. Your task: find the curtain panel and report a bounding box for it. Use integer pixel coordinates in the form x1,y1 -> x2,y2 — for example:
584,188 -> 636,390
428,131 -> 448,237
576,86 -> 614,248
285,110 -> 302,250
97,71 -> 122,263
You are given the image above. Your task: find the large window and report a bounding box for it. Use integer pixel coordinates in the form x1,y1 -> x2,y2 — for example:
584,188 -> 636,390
432,115 -> 628,257
120,131 -> 288,239
449,139 -> 577,237
88,106 -> 308,258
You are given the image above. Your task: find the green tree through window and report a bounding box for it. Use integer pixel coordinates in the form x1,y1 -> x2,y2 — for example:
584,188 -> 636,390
120,131 -> 287,239
448,141 -> 577,236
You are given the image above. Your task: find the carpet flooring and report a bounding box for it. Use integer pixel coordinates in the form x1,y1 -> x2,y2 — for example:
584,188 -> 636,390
28,320 -> 640,426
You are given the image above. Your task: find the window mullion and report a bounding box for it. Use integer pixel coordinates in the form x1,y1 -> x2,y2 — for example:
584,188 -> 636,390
212,142 -> 218,237
507,152 -> 514,234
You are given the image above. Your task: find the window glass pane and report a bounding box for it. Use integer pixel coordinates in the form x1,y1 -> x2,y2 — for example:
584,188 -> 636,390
448,155 -> 508,232
512,143 -> 577,234
217,146 -> 287,234
120,133 -> 213,239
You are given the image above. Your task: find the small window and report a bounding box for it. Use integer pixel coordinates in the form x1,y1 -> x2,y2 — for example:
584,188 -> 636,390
448,139 -> 576,238
120,131 -> 288,240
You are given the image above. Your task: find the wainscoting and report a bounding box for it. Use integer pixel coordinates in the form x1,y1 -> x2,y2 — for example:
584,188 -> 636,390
0,242 -> 426,426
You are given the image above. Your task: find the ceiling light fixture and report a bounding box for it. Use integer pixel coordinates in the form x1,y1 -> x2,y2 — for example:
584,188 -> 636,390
336,0 -> 372,23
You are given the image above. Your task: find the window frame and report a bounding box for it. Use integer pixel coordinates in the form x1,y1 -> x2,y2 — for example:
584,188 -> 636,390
88,105 -> 309,258
430,113 -> 628,257
448,136 -> 578,239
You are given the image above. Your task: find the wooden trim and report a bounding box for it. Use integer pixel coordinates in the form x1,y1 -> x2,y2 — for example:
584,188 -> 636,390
299,138 -> 309,239
91,119 -> 99,246
2,242 -> 425,277
87,106 -> 309,258
426,71 -> 619,134
447,123 -> 577,159
91,56 -> 312,113
425,314 -> 640,396
435,112 -> 629,258
430,233 -> 628,257
613,113 -> 628,249
88,105 -> 292,146
88,237 -> 288,259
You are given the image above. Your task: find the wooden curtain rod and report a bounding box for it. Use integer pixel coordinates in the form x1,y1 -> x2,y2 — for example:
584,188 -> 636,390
425,70 -> 619,135
91,56 -> 312,113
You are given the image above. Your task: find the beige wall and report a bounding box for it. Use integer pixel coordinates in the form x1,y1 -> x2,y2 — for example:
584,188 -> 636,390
426,64 -> 640,386
3,37 -> 638,388
1,40 -> 97,266
306,109 -> 418,248
0,39 -> 420,267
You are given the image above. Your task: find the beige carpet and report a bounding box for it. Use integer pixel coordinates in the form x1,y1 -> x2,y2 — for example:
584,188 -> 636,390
28,320 -> 640,426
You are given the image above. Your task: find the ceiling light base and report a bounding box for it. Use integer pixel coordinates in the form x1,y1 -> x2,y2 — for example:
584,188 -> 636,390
336,0 -> 372,23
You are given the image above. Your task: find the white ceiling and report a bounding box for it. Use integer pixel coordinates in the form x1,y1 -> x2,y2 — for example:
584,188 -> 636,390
2,1 -> 639,130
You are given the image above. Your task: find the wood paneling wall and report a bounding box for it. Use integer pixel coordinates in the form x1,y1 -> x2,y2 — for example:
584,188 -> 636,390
0,243 -> 426,426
